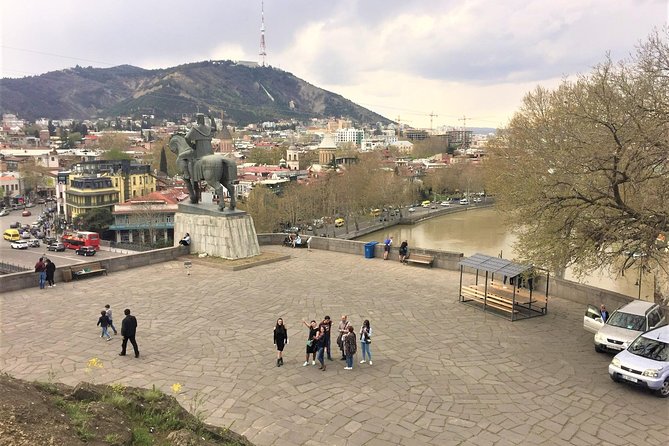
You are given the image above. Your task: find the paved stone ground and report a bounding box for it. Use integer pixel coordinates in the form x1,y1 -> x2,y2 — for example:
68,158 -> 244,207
1,248 -> 667,446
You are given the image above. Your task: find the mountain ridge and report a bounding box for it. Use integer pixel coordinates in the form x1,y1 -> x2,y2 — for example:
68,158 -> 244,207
0,61 -> 391,125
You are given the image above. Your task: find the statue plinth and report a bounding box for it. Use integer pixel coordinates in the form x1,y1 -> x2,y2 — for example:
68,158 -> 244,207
175,203 -> 260,260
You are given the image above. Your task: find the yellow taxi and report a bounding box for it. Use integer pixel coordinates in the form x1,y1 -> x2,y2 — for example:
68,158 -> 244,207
334,218 -> 345,227
421,200 -> 431,208
371,208 -> 381,217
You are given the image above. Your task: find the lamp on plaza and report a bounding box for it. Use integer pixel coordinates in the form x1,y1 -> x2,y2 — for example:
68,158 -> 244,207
184,260 -> 192,276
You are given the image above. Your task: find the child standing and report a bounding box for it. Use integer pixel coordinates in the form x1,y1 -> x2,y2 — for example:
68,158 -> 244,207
97,310 -> 112,340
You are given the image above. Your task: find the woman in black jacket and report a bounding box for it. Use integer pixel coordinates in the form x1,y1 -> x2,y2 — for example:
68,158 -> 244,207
45,258 -> 56,287
273,318 -> 288,367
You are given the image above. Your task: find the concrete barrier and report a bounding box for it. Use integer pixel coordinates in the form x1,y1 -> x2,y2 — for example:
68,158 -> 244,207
0,245 -> 190,293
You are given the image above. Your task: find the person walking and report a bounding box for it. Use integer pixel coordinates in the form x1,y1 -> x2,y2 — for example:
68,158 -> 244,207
383,236 -> 393,260
34,257 -> 46,289
302,320 -> 318,366
105,304 -> 118,335
315,325 -> 327,371
119,309 -> 139,358
337,315 -> 351,360
360,319 -> 373,365
319,315 -> 333,360
97,310 -> 112,341
273,318 -> 288,367
343,326 -> 357,370
45,258 -> 56,287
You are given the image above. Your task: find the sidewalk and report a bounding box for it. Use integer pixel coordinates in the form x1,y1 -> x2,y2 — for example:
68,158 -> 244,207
1,248 -> 666,446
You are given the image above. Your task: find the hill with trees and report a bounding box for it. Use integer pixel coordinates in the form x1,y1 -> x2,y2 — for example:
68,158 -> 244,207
0,61 -> 391,125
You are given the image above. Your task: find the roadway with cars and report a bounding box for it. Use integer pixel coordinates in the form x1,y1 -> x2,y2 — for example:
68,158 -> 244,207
0,209 -> 125,270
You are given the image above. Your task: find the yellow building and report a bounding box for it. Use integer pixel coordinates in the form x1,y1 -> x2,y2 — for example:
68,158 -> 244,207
65,160 -> 156,220
66,176 -> 120,219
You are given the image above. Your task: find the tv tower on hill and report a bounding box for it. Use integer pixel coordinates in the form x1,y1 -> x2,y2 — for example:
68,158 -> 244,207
259,1 -> 267,66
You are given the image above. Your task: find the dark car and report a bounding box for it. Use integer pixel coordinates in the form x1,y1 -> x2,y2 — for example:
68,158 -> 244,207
47,242 -> 66,252
9,221 -> 21,229
44,237 -> 57,245
75,246 -> 97,256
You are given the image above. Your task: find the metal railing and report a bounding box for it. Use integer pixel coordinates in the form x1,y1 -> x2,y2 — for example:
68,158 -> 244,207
0,262 -> 30,275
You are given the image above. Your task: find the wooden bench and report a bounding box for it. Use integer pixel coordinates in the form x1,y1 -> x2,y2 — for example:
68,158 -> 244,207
405,254 -> 434,267
70,262 -> 107,280
460,285 -> 518,314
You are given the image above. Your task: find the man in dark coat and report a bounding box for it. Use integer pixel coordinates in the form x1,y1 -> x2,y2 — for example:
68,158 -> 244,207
119,308 -> 139,358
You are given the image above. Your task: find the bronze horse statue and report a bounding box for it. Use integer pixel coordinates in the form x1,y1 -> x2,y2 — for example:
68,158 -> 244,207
168,134 -> 237,211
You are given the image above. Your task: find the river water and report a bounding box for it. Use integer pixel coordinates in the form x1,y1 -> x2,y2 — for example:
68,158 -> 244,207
359,208 -> 653,300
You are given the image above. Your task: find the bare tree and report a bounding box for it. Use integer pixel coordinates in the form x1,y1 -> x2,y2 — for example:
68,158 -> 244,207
486,30 -> 669,303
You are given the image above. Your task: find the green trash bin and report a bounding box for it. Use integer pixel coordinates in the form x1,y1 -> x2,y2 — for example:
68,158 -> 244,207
364,241 -> 378,258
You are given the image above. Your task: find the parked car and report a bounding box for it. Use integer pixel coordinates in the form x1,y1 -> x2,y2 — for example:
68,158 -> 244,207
459,198 -> 470,205
10,240 -> 29,249
22,210 -> 31,217
27,239 -> 40,247
408,207 -> 416,213
609,325 -> 669,397
421,200 -> 431,208
583,301 -> 666,353
75,246 -> 97,256
44,237 -> 57,245
0,209 -> 9,217
36,198 -> 46,204
47,242 -> 65,252
473,197 -> 482,203
441,201 -> 451,207
20,231 -> 31,239
334,218 -> 345,227
9,221 -> 21,229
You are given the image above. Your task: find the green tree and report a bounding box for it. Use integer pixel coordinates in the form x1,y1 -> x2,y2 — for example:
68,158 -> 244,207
486,31 -> 668,303
75,208 -> 113,234
159,148 -> 168,174
101,149 -> 132,161
19,159 -> 50,197
247,146 -> 284,165
98,133 -> 129,152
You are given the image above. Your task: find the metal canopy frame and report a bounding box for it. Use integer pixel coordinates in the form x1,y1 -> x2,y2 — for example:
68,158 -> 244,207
458,253 -> 549,321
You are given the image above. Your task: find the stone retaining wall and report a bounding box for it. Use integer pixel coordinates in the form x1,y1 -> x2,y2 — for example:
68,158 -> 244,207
0,246 -> 189,293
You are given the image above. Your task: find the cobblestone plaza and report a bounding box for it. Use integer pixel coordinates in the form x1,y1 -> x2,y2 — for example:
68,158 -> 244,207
1,249 -> 667,445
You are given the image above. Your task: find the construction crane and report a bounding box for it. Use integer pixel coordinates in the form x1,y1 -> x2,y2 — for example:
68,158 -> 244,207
429,112 -> 438,133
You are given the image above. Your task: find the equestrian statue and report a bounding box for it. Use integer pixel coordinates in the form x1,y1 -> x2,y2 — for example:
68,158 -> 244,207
168,114 -> 237,211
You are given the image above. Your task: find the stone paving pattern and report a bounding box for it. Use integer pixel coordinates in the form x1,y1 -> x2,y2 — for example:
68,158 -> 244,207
1,249 -> 667,445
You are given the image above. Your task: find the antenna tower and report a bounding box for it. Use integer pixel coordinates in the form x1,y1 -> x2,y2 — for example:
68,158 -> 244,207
429,112 -> 438,132
259,1 -> 267,66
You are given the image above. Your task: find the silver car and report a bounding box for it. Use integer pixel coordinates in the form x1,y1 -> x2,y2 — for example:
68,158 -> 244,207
583,300 -> 666,353
609,325 -> 669,397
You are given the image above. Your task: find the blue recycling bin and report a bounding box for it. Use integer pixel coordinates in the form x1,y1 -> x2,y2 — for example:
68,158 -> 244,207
364,241 -> 379,258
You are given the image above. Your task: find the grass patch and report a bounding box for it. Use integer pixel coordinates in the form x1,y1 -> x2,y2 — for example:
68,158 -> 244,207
131,426 -> 152,446
33,381 -> 59,395
104,433 -> 122,445
104,392 -> 130,409
142,384 -> 164,402
56,399 -> 94,441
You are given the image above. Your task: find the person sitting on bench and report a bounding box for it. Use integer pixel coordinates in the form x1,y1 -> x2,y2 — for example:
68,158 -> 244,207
292,234 -> 302,248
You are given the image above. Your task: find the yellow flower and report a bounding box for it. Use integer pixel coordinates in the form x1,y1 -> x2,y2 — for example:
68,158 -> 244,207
171,383 -> 183,394
87,358 -> 103,369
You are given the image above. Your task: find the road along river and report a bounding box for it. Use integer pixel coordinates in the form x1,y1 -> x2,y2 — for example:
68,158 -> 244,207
359,207 -> 654,300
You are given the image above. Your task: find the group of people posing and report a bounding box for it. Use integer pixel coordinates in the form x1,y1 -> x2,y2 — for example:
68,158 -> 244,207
273,315 -> 372,371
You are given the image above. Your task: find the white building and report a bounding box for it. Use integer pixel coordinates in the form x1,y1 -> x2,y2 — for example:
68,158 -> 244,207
335,128 -> 364,146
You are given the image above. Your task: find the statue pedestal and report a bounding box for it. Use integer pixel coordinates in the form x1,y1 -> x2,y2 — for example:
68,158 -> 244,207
175,203 -> 260,260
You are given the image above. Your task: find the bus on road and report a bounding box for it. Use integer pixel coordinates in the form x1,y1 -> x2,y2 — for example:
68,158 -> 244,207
61,231 -> 100,250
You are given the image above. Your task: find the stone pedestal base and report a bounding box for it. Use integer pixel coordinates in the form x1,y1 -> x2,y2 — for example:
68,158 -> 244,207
175,203 -> 260,260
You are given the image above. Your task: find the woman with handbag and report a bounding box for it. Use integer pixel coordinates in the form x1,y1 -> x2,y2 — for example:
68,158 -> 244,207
359,319 -> 372,365
302,320 -> 318,367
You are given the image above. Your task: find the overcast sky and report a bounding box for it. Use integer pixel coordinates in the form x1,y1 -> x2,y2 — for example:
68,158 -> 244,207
1,0 -> 666,128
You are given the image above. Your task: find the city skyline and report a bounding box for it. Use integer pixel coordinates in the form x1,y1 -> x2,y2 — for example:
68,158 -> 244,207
1,0 -> 666,128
